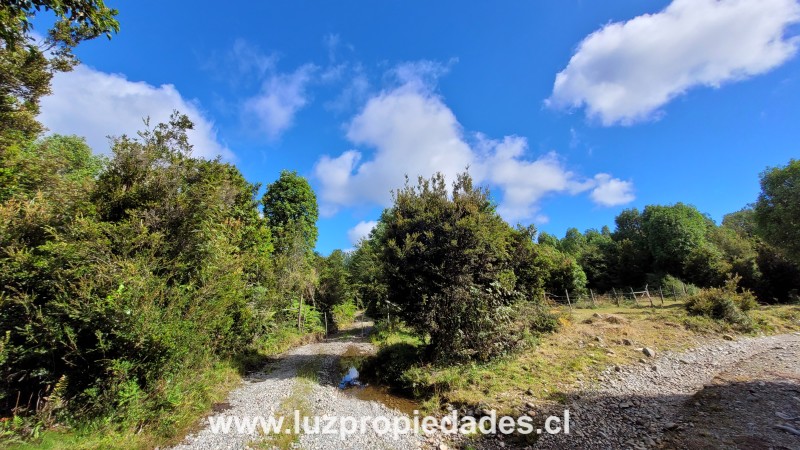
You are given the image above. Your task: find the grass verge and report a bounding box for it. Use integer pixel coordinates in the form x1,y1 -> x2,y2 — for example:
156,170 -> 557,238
3,328 -> 322,450
369,300 -> 800,416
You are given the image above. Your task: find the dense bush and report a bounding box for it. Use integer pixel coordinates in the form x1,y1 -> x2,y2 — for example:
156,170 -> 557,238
331,300 -> 358,328
685,276 -> 758,330
659,274 -> 700,296
0,117 -> 290,429
379,172 -> 558,362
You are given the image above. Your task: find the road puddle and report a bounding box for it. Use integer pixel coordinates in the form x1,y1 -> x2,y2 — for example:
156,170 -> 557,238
338,345 -> 420,416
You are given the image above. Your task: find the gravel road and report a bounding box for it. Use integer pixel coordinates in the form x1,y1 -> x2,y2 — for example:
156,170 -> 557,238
534,332 -> 800,450
172,326 -> 800,450
171,322 -> 426,450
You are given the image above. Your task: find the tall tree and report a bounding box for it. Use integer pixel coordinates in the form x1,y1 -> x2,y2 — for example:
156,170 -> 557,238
261,170 -> 318,256
382,172 -> 524,362
641,203 -> 710,277
754,159 -> 800,264
317,249 -> 352,313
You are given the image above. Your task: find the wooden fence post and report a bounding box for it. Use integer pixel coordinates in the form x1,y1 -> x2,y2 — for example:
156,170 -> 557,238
565,289 -> 572,312
645,284 -> 654,308
658,287 -> 665,307
630,287 -> 637,306
612,287 -> 620,306
590,289 -> 596,307
324,312 -> 328,337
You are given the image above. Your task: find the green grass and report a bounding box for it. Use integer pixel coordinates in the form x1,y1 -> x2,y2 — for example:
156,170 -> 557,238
369,300 -> 800,416
3,328 -> 322,450
5,362 -> 241,450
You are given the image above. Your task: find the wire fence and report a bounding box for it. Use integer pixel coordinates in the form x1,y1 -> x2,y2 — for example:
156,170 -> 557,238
544,281 -> 692,310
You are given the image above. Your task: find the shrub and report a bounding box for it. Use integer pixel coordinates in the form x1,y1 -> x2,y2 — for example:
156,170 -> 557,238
685,275 -> 758,330
360,343 -> 425,395
381,172 -> 542,362
660,274 -> 700,296
331,300 -> 357,328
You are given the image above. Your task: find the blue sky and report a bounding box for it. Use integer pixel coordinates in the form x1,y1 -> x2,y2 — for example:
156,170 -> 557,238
37,0 -> 800,254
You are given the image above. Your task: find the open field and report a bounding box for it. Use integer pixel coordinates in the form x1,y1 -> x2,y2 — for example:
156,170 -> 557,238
371,300 -> 800,415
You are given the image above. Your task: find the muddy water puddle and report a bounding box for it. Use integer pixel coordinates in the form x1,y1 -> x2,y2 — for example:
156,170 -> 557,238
338,345 -> 420,416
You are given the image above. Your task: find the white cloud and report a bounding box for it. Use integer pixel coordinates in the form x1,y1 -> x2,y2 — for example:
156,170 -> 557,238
39,65 -> 233,160
314,84 -> 473,215
347,220 -> 378,245
315,66 -> 635,222
476,136 -> 595,222
590,173 -> 636,206
547,0 -> 800,125
244,64 -> 316,139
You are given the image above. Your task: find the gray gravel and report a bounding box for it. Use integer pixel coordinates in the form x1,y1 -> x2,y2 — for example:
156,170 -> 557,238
534,332 -> 800,450
171,324 -> 428,450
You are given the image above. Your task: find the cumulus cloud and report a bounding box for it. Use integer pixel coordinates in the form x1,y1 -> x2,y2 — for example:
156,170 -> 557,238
476,136 -> 597,222
590,173 -> 636,206
315,66 -> 634,222
39,65 -> 233,159
347,220 -> 378,245
244,64 -> 316,139
547,0 -> 800,125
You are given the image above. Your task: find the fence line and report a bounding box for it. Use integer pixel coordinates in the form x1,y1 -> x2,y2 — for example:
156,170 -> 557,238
544,281 -> 691,309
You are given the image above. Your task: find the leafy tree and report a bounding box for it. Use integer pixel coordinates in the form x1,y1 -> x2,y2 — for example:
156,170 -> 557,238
722,208 -> 758,238
348,218 -> 389,316
641,203 -> 710,277
262,170 -> 319,255
538,245 -> 588,296
613,208 -> 644,242
754,159 -> 800,264
559,227 -> 586,256
1,115 -> 270,424
381,173 -> 524,361
317,249 -> 353,314
577,229 -> 616,291
537,231 -> 559,247
722,206 -> 800,303
1,0 -> 119,48
0,0 -> 119,147
509,225 -> 549,301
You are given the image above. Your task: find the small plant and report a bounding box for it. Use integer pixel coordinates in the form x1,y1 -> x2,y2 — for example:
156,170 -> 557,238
685,275 -> 757,330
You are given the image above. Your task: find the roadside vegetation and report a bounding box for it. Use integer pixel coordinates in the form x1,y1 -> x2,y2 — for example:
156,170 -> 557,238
366,299 -> 800,416
2,2 -> 800,449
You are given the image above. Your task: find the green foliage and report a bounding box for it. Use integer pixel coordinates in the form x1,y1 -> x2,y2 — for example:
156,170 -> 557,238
0,0 -> 119,49
262,170 -> 319,256
755,159 -> 800,264
284,299 -> 324,335
317,249 -> 352,314
331,300 -> 357,328
642,203 -> 711,277
537,245 -> 588,296
685,276 -> 757,330
361,343 -> 425,395
381,172 -> 529,362
348,217 -> 389,316
0,115 -> 294,436
509,225 -> 549,301
659,274 -> 700,296
0,1 -> 118,148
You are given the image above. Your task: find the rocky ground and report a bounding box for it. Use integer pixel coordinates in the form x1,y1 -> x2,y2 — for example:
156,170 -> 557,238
171,321 -> 427,450
533,332 -> 800,450
172,323 -> 800,450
